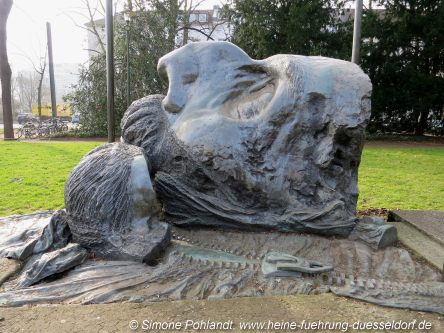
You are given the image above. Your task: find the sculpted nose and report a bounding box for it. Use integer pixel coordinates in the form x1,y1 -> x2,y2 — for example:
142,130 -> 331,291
162,89 -> 186,113
158,61 -> 185,113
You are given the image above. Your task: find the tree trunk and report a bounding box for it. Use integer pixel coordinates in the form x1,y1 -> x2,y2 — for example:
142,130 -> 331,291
0,0 -> 14,140
37,81 -> 42,120
37,62 -> 46,121
415,109 -> 430,136
167,0 -> 179,50
182,0 -> 189,46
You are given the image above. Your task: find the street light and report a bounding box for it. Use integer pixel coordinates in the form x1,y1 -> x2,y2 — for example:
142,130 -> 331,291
124,10 -> 131,108
105,0 -> 115,143
351,0 -> 363,64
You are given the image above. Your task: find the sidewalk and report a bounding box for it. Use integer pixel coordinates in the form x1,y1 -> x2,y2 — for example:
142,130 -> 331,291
1,294 -> 443,332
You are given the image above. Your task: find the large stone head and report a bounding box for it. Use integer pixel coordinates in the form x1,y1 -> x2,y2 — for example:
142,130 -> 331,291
157,42 -> 370,156
156,42 -> 371,205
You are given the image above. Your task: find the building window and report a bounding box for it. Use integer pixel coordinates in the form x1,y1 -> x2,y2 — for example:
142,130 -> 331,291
189,13 -> 196,22
198,13 -> 207,22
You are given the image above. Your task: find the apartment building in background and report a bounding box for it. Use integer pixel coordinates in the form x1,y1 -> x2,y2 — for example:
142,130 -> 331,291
86,5 -> 232,58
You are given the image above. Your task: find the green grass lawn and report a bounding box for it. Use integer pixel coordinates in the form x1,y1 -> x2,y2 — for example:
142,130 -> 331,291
0,141 -> 443,217
0,141 -> 101,216
358,146 -> 444,211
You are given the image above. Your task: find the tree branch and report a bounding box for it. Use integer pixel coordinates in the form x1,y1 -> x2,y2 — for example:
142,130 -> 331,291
176,26 -> 214,40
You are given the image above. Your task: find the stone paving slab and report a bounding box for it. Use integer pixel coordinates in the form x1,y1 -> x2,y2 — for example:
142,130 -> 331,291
388,210 -> 444,272
388,221 -> 444,272
388,210 -> 444,246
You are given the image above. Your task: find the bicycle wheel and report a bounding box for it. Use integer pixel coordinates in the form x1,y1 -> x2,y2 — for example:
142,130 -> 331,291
23,124 -> 37,139
41,127 -> 50,137
30,129 -> 38,139
37,127 -> 45,137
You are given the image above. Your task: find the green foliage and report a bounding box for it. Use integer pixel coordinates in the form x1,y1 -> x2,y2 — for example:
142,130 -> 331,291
114,0 -> 178,102
226,0 -> 353,59
65,55 -> 108,136
361,0 -> 444,135
66,0 -> 178,136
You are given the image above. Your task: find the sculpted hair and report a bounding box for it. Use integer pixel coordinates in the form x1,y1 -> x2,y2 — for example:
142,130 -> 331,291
65,143 -> 145,233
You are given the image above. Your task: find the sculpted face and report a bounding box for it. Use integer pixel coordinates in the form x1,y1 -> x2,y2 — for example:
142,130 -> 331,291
157,42 -> 279,152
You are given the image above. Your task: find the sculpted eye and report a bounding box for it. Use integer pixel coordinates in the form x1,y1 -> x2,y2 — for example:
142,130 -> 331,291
182,73 -> 198,85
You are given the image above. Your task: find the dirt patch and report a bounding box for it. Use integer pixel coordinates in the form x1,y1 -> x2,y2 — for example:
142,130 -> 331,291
1,294 -> 443,333
357,208 -> 389,218
0,258 -> 21,285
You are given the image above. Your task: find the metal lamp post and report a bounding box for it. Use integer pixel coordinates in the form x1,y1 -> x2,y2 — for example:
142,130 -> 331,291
105,0 -> 115,143
46,22 -> 57,119
351,0 -> 364,64
124,11 -> 131,108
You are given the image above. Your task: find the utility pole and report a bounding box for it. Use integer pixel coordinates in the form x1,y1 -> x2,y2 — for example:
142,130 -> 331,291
105,0 -> 115,142
126,27 -> 130,108
125,1 -> 132,108
351,0 -> 363,64
46,22 -> 57,119
125,15 -> 131,108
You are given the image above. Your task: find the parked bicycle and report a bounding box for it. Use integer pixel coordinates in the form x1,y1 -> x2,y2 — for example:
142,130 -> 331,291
17,118 -> 70,140
16,122 -> 38,139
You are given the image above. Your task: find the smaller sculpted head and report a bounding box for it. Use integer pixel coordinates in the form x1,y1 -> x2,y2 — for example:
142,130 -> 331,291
64,143 -> 166,261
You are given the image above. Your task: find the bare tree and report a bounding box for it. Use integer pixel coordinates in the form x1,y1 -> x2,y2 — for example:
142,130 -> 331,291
61,0 -> 107,55
15,72 -> 37,113
181,0 -> 190,45
35,52 -> 47,120
0,0 -> 14,139
9,48 -> 48,120
84,0 -> 106,54
177,0 -> 230,45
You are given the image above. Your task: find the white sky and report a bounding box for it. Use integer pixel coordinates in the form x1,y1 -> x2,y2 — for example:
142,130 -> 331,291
7,0 -> 223,73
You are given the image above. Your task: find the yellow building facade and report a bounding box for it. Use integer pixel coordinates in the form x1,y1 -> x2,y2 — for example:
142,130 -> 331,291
32,104 -> 72,118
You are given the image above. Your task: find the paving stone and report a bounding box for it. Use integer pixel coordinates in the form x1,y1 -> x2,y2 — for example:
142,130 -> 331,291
388,210 -> 444,246
388,220 -> 444,272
